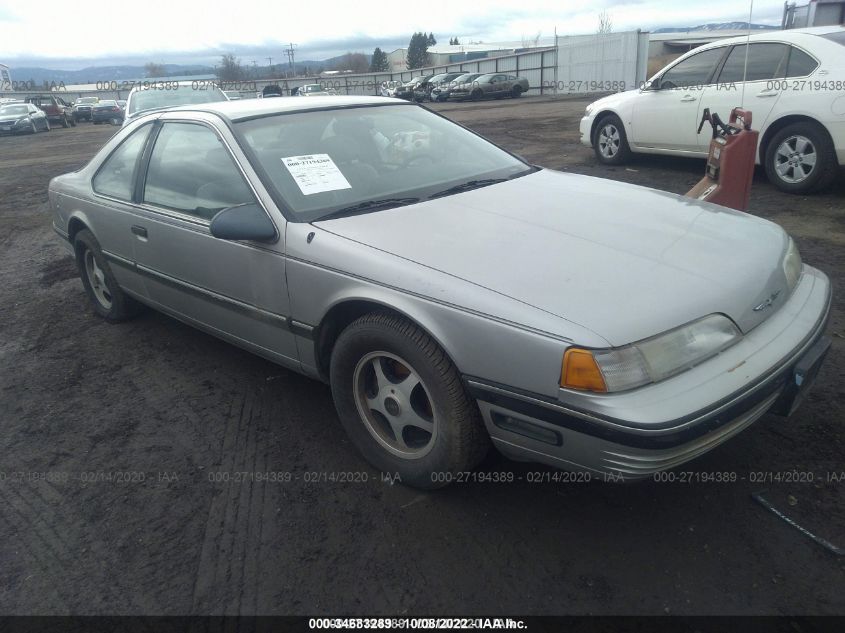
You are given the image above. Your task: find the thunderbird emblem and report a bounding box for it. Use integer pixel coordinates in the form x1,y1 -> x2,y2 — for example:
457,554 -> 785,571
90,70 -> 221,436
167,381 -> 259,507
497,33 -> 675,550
753,290 -> 782,312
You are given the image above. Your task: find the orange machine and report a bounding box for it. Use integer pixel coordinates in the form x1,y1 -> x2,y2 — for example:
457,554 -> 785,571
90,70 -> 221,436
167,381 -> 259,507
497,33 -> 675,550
686,107 -> 758,212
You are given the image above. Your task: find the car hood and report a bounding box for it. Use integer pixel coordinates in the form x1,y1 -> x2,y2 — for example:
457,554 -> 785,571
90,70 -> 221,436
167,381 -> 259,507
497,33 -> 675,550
0,113 -> 27,123
314,169 -> 790,346
586,88 -> 640,112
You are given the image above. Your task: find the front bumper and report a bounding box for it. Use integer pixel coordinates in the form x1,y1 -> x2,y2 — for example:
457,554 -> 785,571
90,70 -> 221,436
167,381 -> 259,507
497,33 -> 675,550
92,111 -> 123,122
579,114 -> 593,147
468,266 -> 832,478
0,120 -> 29,134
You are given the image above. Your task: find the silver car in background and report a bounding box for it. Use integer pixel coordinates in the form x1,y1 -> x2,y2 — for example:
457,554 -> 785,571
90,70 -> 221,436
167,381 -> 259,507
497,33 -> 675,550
48,96 -> 831,489
122,82 -> 228,127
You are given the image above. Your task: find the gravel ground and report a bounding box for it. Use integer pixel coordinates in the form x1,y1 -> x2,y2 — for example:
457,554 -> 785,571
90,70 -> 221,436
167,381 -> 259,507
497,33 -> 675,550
0,97 -> 843,615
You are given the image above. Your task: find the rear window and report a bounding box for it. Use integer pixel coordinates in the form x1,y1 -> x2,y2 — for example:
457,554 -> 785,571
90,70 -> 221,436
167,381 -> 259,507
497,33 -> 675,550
128,86 -> 226,116
717,43 -> 789,83
820,31 -> 845,46
785,47 -> 819,77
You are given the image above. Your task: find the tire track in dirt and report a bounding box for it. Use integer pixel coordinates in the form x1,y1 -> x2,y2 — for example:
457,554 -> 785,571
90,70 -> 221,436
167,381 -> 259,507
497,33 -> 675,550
191,385 -> 264,614
0,480 -> 156,612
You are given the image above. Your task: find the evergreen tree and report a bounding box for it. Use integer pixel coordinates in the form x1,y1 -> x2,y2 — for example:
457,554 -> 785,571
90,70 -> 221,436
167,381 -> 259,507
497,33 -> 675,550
427,32 -> 437,46
406,32 -> 430,70
369,47 -> 389,72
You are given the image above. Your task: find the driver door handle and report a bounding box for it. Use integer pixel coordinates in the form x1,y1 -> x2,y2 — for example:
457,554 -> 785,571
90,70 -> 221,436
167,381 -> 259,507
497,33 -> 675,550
680,95 -> 697,102
756,91 -> 778,98
131,225 -> 148,239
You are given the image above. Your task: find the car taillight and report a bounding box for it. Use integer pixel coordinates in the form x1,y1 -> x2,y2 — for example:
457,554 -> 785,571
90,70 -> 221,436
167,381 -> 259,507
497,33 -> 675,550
111,107 -> 120,112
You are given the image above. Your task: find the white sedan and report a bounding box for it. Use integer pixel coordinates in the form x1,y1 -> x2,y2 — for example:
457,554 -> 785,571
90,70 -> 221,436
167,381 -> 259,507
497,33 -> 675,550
580,26 -> 845,193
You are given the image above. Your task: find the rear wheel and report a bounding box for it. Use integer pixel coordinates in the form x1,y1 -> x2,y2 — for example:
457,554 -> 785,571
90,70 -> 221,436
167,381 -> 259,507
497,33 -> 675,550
764,121 -> 837,194
330,313 -> 489,489
511,85 -> 522,98
593,113 -> 631,165
470,88 -> 483,101
74,229 -> 142,322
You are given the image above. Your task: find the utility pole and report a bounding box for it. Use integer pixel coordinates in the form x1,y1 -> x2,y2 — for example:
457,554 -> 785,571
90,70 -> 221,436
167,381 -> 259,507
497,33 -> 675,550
251,60 -> 258,78
285,43 -> 297,77
267,56 -> 273,78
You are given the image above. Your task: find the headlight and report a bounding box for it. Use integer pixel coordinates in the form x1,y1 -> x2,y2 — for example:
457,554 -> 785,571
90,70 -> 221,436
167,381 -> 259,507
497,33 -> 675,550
783,237 -> 801,291
561,314 -> 742,393
15,117 -> 29,124
584,103 -> 595,116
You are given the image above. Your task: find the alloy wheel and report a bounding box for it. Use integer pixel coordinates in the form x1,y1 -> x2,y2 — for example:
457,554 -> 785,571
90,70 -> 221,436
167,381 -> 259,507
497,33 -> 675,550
353,351 -> 438,459
598,123 -> 621,158
774,135 -> 817,184
84,249 -> 113,309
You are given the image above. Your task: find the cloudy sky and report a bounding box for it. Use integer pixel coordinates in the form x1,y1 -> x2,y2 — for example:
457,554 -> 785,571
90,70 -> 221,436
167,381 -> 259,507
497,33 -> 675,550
1,0 -> 784,69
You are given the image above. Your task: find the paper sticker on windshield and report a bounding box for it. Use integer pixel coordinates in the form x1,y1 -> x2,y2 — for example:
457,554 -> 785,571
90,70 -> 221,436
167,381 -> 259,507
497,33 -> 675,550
281,154 -> 351,195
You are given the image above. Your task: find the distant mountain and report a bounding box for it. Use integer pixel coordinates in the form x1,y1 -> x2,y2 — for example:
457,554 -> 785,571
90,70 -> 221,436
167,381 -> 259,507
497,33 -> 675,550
11,64 -> 216,85
9,53 -> 373,85
652,22 -> 776,33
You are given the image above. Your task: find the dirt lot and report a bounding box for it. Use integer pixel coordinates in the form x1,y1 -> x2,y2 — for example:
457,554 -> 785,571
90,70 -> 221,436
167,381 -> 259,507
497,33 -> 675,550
0,97 -> 843,616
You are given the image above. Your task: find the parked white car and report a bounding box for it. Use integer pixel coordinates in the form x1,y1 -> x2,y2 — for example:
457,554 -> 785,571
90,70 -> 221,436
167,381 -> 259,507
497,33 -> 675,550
580,26 -> 845,193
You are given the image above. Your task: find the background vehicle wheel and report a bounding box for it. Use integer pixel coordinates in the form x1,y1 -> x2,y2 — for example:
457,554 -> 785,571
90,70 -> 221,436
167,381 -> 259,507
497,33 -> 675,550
29,121 -> 37,134
61,115 -> 69,128
471,89 -> 483,101
764,122 -> 837,194
69,116 -> 77,127
593,113 -> 631,165
45,119 -> 51,132
511,85 -> 522,98
330,312 -> 489,489
74,229 -> 142,322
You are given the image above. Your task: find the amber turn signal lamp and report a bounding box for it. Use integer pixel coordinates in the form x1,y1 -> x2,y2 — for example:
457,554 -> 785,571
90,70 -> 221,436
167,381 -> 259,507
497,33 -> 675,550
561,348 -> 607,392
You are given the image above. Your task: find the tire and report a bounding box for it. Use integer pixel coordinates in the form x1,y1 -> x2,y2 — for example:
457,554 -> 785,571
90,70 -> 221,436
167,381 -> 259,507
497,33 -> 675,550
93,120 -> 101,125
511,85 -> 522,98
29,121 -> 37,134
69,116 -> 77,127
470,88 -> 483,101
61,115 -> 69,128
764,121 -> 838,194
330,312 -> 489,489
74,229 -> 142,322
45,119 -> 51,132
592,113 -> 632,165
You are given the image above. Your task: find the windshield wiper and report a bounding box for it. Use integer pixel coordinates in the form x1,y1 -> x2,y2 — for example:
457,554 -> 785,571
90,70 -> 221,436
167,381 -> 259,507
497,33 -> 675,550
427,178 -> 508,200
315,197 -> 421,221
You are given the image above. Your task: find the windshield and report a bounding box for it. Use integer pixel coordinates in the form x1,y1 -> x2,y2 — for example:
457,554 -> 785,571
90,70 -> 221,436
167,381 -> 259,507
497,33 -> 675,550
455,74 -> 480,84
304,85 -> 324,92
78,97 -> 98,104
0,105 -> 29,115
235,104 -> 532,222
97,100 -> 117,106
128,86 -> 227,115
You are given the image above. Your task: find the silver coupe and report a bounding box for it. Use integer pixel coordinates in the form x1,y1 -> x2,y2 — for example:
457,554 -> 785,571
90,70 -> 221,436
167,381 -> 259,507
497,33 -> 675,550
48,96 -> 832,489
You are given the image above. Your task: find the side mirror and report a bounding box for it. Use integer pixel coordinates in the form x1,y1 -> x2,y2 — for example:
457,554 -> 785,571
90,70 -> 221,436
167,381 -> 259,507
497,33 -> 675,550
210,203 -> 277,242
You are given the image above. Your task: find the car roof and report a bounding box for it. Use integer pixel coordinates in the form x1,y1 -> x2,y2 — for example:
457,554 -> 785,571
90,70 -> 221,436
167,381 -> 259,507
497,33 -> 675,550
166,95 -> 404,121
695,25 -> 845,49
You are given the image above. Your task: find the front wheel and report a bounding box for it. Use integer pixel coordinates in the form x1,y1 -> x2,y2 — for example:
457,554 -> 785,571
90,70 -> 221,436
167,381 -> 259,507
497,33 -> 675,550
74,229 -> 142,322
511,85 -> 522,98
593,113 -> 631,165
470,88 -> 483,101
330,313 -> 489,489
764,122 -> 837,194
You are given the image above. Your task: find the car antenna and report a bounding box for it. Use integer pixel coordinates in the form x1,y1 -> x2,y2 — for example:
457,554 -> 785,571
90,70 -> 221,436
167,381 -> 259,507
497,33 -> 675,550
740,0 -> 754,108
